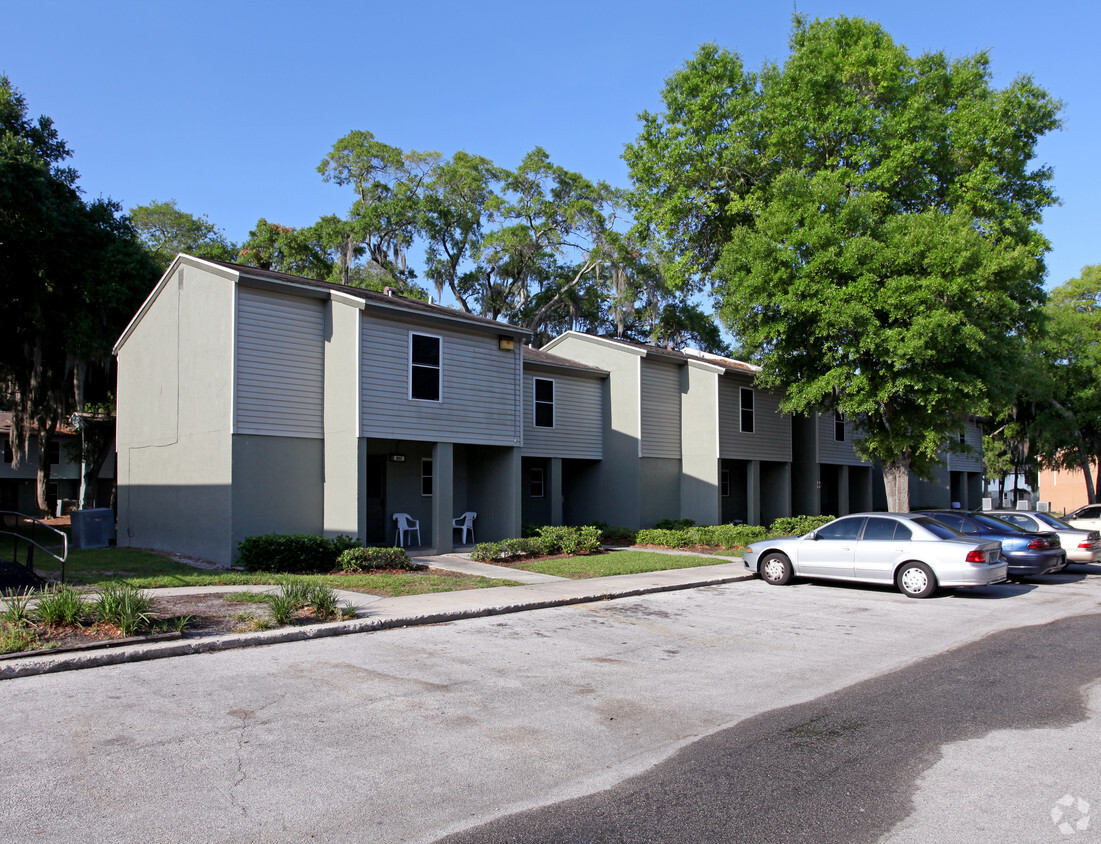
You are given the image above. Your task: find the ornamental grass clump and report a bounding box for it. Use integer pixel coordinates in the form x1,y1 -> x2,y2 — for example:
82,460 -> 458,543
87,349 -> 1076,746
33,584 -> 88,626
92,584 -> 155,636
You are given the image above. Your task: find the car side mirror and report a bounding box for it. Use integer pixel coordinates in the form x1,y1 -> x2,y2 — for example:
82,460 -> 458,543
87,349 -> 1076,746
806,531 -> 819,541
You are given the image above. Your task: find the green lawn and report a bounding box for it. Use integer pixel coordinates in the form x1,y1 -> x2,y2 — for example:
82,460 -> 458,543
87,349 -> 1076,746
511,549 -> 739,579
31,546 -> 519,595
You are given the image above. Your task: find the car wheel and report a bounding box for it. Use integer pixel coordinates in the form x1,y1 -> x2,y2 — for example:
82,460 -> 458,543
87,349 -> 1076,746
760,552 -> 794,586
896,562 -> 936,598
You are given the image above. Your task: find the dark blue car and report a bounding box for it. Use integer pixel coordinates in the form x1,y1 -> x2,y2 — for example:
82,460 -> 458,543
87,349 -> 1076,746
924,511 -> 1066,577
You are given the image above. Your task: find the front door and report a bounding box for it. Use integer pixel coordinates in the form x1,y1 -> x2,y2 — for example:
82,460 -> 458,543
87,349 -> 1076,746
365,455 -> 386,544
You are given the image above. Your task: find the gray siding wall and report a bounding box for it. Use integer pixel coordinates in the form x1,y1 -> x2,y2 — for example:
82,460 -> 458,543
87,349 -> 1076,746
947,419 -> 984,471
234,287 -> 325,438
521,370 -> 603,459
640,359 -> 682,458
360,313 -> 522,446
542,336 -> 642,526
718,375 -> 791,461
817,413 -> 865,465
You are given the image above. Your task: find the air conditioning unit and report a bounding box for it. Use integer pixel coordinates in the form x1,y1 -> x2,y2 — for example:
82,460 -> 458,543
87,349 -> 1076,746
1017,500 -> 1031,510
981,497 -> 993,511
1037,501 -> 1051,512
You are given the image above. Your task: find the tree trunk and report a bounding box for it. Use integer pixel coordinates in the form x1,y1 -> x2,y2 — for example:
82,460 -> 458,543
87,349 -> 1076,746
882,454 -> 912,513
1078,446 -> 1097,505
35,425 -> 55,517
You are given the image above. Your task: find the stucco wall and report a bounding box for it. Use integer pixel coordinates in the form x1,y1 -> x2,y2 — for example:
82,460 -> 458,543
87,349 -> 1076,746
115,262 -> 236,563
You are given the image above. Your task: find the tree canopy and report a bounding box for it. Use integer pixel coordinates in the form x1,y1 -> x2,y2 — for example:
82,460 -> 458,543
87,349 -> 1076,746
625,15 -> 1062,509
1,76 -> 160,512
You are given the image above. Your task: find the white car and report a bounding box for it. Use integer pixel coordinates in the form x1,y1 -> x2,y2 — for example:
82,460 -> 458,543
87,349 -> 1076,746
1065,504 -> 1101,533
985,510 -> 1101,564
743,513 -> 1007,599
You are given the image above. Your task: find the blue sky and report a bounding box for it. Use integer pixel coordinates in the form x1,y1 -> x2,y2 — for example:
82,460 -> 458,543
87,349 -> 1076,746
3,0 -> 1097,294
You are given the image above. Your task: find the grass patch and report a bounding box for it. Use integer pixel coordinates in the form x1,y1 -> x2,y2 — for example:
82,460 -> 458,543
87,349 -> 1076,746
512,549 -> 735,579
30,546 -> 518,596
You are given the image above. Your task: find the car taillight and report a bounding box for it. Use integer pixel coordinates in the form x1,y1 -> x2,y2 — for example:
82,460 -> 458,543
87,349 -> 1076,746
1027,537 -> 1053,550
1080,541 -> 1095,549
966,550 -> 988,563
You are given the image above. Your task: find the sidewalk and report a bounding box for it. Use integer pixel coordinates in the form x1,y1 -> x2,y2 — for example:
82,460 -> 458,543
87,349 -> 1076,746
0,550 -> 754,680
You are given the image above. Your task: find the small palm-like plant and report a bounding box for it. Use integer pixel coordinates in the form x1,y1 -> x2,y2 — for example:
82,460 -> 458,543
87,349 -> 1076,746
266,593 -> 299,625
1,588 -> 36,626
34,585 -> 88,626
93,584 -> 154,636
307,586 -> 340,620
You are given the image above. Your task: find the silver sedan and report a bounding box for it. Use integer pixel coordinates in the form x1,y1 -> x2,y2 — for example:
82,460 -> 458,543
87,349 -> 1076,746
743,513 -> 1007,598
985,510 -> 1101,564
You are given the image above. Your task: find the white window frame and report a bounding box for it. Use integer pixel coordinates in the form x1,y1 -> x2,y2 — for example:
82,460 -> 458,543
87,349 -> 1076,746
421,458 -> 433,497
530,466 -> 545,498
409,332 -> 442,403
739,387 -> 755,434
533,377 -> 555,429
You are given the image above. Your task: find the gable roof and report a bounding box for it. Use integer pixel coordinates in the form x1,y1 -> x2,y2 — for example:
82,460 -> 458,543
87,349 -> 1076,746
522,345 -> 608,377
114,254 -> 531,354
542,331 -> 759,375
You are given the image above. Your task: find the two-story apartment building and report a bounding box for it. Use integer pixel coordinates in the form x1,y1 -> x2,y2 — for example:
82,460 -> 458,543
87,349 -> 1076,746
540,333 -> 793,529
113,255 -> 532,565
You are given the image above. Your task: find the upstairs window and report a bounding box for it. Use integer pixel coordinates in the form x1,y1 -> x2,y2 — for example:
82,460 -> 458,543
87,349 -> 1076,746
534,378 -> 554,428
410,333 -> 441,401
740,387 -> 754,433
835,413 -> 846,442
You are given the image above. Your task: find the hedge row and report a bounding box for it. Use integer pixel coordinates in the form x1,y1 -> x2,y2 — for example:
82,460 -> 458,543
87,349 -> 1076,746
236,533 -> 396,573
634,515 -> 836,550
336,546 -> 422,572
471,525 -> 603,563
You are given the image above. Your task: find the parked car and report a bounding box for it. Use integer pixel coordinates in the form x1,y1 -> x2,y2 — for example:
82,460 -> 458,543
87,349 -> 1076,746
743,513 -> 1007,599
924,510 -> 1066,577
1065,504 -> 1101,532
983,510 -> 1101,564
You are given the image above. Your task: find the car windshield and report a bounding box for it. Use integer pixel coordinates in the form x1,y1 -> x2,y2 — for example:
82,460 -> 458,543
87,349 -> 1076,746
912,517 -> 965,539
1035,512 -> 1075,530
970,512 -> 1028,533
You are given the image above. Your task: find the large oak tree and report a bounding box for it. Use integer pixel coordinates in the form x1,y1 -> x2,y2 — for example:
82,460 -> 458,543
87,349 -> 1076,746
626,15 -> 1061,510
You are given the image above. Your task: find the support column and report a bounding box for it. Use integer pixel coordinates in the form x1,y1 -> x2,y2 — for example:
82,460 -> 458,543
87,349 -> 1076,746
549,457 -> 564,526
432,442 -> 454,554
747,459 -> 761,526
838,465 -> 851,516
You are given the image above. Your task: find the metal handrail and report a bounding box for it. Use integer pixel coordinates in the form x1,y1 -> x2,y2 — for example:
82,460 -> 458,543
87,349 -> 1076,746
0,510 -> 68,584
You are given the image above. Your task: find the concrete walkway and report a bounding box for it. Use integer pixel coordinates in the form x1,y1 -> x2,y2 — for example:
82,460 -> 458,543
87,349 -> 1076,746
0,549 -> 754,679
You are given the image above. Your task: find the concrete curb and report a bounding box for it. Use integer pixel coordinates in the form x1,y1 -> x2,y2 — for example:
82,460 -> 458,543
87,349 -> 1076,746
0,565 -> 754,680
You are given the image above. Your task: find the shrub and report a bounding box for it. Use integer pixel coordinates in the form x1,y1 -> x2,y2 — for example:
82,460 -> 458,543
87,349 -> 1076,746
266,593 -> 299,625
598,525 -> 638,545
237,534 -> 349,573
655,518 -> 696,530
769,515 -> 835,537
336,546 -> 420,572
471,526 -> 603,562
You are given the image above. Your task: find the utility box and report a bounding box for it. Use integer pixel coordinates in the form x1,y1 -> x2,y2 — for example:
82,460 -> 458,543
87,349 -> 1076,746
71,508 -> 115,550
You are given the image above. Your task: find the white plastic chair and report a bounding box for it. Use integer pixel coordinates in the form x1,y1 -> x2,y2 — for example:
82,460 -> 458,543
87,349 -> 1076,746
393,513 -> 421,547
452,512 -> 476,544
